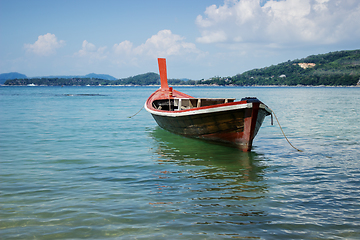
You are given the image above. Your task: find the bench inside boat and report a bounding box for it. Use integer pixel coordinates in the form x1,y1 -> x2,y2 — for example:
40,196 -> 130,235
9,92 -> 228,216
152,98 -> 236,111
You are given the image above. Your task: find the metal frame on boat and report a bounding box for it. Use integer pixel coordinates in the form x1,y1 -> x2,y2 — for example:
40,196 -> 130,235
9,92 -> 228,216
145,58 -> 272,152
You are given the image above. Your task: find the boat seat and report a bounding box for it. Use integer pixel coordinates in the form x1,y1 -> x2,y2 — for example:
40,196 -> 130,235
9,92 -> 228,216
174,98 -> 235,110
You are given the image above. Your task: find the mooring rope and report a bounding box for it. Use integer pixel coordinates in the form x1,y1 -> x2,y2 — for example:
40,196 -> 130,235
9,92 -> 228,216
269,108 -> 303,152
128,105 -> 144,118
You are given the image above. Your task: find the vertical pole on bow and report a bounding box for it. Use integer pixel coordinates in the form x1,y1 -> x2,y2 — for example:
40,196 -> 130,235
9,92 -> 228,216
158,58 -> 169,89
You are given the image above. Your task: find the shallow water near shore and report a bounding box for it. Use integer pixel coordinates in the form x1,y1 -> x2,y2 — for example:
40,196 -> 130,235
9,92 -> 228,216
1,86 -> 359,239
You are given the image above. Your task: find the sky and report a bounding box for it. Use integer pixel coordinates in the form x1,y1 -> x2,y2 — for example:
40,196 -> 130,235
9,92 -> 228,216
1,0 -> 360,80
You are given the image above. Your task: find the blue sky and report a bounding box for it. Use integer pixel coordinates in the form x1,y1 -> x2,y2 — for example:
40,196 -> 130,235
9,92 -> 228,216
1,0 -> 359,80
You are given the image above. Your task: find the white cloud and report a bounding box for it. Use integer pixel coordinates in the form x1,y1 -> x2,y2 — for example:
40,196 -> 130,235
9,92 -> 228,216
75,40 -> 107,60
196,0 -> 360,46
137,29 -> 200,57
113,30 -> 201,58
24,33 -> 65,56
113,40 -> 133,55
196,30 -> 228,44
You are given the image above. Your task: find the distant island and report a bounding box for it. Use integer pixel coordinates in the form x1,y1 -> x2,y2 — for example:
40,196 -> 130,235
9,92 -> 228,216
2,49 -> 360,86
0,72 -> 27,85
0,73 -> 117,85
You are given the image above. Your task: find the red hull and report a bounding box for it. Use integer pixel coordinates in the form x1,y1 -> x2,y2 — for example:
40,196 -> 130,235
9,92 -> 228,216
145,58 -> 272,152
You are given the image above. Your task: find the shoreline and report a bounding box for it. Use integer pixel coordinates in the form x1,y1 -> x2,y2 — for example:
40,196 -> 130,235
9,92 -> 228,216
1,84 -> 359,88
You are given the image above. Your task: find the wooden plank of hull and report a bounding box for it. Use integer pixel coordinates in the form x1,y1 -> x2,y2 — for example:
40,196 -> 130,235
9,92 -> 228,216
150,102 -> 268,151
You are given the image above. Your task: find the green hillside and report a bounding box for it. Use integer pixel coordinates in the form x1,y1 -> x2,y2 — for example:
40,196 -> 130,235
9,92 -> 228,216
202,49 -> 360,86
112,72 -> 159,85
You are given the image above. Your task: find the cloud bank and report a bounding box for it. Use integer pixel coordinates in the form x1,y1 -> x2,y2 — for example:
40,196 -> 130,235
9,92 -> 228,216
113,30 -> 200,58
196,0 -> 360,47
75,40 -> 108,60
24,33 -> 65,56
66,29 -> 203,72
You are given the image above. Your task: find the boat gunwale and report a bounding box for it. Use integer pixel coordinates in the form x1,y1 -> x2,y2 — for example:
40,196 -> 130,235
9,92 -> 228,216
145,100 -> 271,117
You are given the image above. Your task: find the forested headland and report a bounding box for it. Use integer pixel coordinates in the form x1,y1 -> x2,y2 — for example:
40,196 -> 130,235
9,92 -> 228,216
4,49 -> 360,86
206,49 -> 360,86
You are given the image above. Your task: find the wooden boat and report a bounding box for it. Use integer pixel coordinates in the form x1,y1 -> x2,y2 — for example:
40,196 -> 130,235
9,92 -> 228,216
145,58 -> 272,152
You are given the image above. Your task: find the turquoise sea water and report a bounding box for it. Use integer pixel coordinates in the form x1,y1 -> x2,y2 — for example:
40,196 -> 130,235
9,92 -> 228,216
1,86 -> 359,239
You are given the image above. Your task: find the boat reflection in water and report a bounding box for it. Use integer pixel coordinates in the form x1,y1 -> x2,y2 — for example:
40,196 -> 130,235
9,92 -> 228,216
150,127 -> 268,182
148,127 -> 271,235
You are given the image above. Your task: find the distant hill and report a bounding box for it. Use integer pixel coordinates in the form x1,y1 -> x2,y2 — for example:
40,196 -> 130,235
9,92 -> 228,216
201,49 -> 360,86
31,73 -> 117,80
4,73 -> 158,86
3,72 -> 197,86
0,72 -> 116,85
4,77 -> 114,86
84,73 -> 117,80
0,72 -> 27,84
113,72 -> 160,85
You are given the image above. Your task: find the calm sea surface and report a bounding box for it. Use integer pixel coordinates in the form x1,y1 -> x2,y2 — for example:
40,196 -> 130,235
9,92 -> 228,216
1,86 -> 359,239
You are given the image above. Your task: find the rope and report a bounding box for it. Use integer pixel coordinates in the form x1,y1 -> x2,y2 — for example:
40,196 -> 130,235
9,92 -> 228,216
269,108 -> 303,152
128,105 -> 144,118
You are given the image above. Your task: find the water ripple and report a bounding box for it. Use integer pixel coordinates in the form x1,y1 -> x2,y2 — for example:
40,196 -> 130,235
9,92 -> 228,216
1,86 -> 360,239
